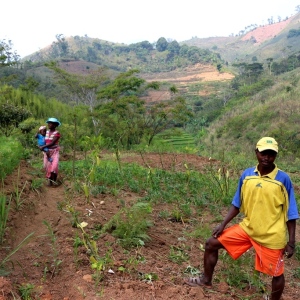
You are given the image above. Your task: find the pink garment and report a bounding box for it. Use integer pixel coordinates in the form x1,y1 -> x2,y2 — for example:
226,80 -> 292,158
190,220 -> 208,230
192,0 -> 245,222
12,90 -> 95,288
43,147 -> 60,178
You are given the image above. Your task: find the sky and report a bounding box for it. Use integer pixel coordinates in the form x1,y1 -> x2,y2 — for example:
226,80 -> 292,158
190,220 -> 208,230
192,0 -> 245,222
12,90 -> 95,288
2,0 -> 300,58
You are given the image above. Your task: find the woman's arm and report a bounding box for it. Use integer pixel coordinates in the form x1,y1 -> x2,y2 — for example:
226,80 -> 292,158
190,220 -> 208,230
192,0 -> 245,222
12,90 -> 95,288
40,135 -> 59,149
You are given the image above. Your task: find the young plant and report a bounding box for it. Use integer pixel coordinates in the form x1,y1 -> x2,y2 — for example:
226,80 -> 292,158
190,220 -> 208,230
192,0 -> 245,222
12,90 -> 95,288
12,165 -> 28,210
42,220 -> 62,278
81,152 -> 101,203
77,222 -> 113,284
18,283 -> 35,300
218,250 -> 266,294
30,178 -> 44,194
0,193 -> 11,244
91,249 -> 113,285
0,232 -> 34,276
184,265 -> 201,276
139,272 -> 158,283
204,158 -> 232,205
168,245 -> 189,264
73,233 -> 84,268
101,202 -> 153,248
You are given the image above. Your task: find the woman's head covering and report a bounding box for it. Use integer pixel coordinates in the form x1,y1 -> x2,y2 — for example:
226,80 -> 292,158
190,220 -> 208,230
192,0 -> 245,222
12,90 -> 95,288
46,117 -> 61,127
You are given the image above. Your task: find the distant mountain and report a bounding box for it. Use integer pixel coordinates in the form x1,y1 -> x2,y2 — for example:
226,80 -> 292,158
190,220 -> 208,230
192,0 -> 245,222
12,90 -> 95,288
183,12 -> 300,64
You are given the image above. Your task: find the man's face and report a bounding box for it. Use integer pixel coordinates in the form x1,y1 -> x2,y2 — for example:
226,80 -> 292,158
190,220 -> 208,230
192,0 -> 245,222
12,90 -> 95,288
255,149 -> 277,168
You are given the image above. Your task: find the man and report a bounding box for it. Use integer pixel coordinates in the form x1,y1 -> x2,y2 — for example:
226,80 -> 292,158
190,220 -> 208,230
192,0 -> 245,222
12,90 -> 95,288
185,137 -> 299,300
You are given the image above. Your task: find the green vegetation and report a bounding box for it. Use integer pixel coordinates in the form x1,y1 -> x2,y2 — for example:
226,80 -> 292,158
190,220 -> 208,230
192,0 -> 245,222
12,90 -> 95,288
26,35 -> 221,74
0,136 -> 23,180
0,194 -> 11,244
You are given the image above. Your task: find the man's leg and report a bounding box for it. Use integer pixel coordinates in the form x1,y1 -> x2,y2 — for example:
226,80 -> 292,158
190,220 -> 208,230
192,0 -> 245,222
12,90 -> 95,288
271,274 -> 284,300
202,237 -> 224,285
185,237 -> 224,286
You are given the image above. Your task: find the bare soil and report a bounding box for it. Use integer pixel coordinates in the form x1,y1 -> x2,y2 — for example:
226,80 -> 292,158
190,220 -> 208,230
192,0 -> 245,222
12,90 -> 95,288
0,152 -> 299,300
242,18 -> 292,44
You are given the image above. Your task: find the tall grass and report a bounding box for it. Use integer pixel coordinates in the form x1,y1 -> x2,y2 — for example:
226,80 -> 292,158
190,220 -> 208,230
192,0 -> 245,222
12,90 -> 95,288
0,136 -> 23,180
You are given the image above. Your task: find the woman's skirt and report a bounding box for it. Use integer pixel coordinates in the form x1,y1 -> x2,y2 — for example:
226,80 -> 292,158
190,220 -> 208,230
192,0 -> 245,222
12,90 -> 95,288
43,147 -> 60,178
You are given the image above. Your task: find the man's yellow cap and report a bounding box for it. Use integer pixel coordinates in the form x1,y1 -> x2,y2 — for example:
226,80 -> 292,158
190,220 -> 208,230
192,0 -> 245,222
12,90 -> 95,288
256,137 -> 278,153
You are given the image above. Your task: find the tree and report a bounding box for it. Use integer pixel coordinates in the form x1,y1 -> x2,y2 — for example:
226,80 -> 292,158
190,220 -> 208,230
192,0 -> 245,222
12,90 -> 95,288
19,77 -> 40,92
45,61 -> 108,132
0,103 -> 31,136
144,95 -> 193,145
266,58 -> 273,75
167,40 -> 180,55
50,34 -> 70,58
0,39 -> 20,68
96,70 -> 192,148
156,37 -> 168,52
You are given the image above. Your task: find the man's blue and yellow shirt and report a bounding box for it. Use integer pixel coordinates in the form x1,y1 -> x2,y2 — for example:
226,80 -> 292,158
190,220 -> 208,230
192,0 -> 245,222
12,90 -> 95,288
232,165 -> 299,249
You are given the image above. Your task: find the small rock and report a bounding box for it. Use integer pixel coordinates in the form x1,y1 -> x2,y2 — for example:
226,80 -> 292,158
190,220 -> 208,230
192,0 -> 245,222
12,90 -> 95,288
83,274 -> 93,283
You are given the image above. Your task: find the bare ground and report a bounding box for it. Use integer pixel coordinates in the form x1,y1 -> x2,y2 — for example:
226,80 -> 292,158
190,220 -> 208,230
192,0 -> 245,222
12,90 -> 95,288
0,152 -> 299,300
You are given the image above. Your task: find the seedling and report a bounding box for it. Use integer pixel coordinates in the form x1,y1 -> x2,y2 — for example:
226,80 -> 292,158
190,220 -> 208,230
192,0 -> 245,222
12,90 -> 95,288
12,166 -> 28,210
168,245 -> 189,264
42,220 -> 62,278
18,283 -> 35,300
0,193 -> 11,244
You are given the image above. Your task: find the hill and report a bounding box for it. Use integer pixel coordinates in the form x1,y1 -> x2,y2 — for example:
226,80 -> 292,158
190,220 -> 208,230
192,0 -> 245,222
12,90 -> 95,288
184,12 -> 300,64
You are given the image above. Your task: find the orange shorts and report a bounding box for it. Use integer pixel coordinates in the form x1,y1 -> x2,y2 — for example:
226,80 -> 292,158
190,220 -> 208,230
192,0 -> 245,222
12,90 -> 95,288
218,224 -> 284,276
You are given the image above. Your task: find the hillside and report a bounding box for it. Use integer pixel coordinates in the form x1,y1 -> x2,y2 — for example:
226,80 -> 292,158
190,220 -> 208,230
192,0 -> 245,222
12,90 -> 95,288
185,12 -> 300,64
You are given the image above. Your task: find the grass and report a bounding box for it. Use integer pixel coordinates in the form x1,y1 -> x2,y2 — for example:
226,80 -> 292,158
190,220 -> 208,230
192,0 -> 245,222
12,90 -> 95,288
0,232 -> 34,276
0,193 -> 11,244
60,157 -> 238,211
0,137 -> 23,180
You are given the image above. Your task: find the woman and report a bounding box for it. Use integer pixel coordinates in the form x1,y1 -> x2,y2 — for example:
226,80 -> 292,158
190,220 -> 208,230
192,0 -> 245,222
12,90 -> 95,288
39,117 -> 61,186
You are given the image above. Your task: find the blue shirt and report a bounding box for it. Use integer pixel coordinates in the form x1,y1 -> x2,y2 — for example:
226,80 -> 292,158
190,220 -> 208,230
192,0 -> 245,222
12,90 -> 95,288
37,133 -> 46,147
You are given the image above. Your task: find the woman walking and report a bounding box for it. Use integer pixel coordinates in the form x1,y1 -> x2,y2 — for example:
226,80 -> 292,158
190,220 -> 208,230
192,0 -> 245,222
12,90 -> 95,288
39,118 -> 61,186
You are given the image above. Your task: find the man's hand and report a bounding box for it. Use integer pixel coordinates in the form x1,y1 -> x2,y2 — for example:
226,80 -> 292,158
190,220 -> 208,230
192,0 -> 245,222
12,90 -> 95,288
283,243 -> 295,259
212,224 -> 226,238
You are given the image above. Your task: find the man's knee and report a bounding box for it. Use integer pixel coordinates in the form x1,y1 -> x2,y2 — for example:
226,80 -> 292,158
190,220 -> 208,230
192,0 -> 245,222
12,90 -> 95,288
205,237 -> 223,251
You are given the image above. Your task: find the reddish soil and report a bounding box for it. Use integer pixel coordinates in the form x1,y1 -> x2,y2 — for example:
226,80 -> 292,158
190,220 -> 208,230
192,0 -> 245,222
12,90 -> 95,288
0,152 -> 299,300
242,18 -> 292,44
141,63 -> 234,102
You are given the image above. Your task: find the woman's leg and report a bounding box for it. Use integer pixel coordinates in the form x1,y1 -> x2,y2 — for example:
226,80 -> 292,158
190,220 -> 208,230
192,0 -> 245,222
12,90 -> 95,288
51,172 -> 57,183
